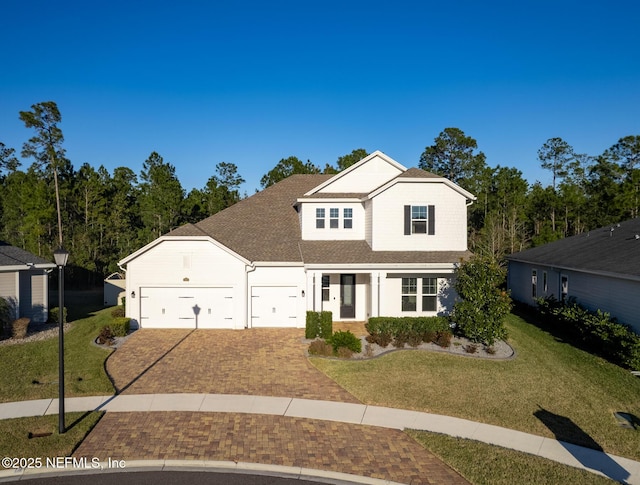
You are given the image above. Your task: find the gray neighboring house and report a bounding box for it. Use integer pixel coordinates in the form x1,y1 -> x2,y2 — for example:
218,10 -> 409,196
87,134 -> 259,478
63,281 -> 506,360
507,218 -> 640,334
0,242 -> 56,323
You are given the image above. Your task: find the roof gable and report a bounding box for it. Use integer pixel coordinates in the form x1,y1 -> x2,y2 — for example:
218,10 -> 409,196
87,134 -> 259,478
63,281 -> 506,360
305,151 -> 406,195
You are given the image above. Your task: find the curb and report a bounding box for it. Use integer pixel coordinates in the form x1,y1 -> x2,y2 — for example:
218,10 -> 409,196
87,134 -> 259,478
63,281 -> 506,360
0,460 -> 407,484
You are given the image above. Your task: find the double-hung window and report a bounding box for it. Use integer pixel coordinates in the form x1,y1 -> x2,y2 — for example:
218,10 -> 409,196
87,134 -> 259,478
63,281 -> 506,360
404,205 -> 435,235
343,208 -> 353,229
411,206 -> 427,234
422,277 -> 438,312
401,278 -> 417,311
532,270 -> 538,298
329,208 -> 339,228
322,275 -> 330,301
316,208 -> 325,229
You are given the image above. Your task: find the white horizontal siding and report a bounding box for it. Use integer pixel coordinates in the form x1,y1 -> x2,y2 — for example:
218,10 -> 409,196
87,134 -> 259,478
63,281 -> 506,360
317,155 -> 402,193
300,202 -> 365,240
370,181 -> 468,251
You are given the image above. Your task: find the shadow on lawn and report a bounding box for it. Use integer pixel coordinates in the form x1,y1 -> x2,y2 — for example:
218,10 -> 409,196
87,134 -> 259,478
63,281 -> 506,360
534,407 -> 630,483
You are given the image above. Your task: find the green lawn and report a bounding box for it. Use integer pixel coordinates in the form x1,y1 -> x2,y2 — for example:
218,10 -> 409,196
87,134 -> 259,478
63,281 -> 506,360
0,305 -> 115,403
311,313 -> 640,461
407,431 -> 617,485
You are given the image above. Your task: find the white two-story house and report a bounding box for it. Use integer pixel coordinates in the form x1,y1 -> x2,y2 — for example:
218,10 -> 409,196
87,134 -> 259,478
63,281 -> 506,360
119,151 -> 475,329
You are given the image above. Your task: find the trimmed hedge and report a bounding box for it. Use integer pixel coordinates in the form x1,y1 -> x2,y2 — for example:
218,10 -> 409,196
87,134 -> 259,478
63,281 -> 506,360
365,316 -> 450,348
536,296 -> 640,371
305,311 -> 333,339
328,330 -> 362,354
48,306 -> 67,324
110,317 -> 130,337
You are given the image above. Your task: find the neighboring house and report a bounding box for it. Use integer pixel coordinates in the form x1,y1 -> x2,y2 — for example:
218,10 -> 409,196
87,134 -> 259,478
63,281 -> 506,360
0,242 -> 56,323
507,218 -> 640,334
119,151 -> 476,329
103,272 -> 126,306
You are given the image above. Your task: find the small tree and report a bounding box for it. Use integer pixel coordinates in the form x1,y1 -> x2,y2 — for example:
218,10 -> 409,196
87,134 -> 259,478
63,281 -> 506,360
452,256 -> 511,345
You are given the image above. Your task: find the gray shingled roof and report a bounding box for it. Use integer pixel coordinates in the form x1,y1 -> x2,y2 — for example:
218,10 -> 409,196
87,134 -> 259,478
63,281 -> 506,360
0,242 -> 55,268
398,167 -> 444,179
166,169 -> 465,265
507,218 -> 640,278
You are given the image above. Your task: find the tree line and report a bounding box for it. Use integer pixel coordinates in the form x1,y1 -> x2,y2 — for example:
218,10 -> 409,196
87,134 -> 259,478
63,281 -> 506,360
1,101 -> 638,285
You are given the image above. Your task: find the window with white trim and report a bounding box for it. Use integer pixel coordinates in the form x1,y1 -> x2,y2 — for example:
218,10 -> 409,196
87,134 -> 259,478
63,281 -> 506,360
329,208 -> 339,228
532,269 -> 537,298
343,208 -> 353,229
561,274 -> 568,302
316,208 -> 325,229
422,277 -> 438,312
322,275 -> 330,301
411,206 -> 427,234
401,278 -> 417,311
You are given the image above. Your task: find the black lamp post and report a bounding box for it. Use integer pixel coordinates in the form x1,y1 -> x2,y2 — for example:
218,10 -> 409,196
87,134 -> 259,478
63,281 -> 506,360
53,247 -> 69,434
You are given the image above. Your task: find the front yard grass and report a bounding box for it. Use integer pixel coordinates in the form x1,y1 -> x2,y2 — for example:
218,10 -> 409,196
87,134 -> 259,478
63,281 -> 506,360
407,431 -> 617,485
0,412 -> 103,468
311,313 -> 640,461
0,307 -> 115,403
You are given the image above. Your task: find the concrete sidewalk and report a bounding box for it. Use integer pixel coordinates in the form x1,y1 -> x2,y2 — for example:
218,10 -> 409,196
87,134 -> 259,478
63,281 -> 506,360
1,394 -> 638,484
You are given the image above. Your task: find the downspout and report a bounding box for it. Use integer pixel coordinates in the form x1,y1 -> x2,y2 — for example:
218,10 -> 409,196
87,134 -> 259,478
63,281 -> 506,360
245,263 -> 256,329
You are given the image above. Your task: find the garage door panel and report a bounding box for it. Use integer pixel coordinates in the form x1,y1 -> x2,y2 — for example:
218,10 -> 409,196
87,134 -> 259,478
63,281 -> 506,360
251,286 -> 297,327
140,287 -> 234,329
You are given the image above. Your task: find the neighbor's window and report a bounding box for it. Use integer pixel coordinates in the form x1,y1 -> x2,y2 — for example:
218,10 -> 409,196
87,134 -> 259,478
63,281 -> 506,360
543,271 -> 548,294
422,277 -> 438,312
343,208 -> 353,229
322,275 -> 330,301
316,208 -> 325,229
411,206 -> 427,234
561,275 -> 568,302
401,277 -> 417,311
532,270 -> 537,298
330,208 -> 339,228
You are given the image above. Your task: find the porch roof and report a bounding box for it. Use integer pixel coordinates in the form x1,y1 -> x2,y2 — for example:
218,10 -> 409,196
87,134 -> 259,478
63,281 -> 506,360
298,240 -> 471,265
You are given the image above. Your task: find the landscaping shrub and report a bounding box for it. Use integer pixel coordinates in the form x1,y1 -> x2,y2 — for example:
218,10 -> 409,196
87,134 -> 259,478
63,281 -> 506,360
327,330 -> 362,354
366,316 -> 448,347
336,347 -> 354,359
48,306 -> 67,324
536,296 -> 640,371
110,317 -> 130,337
11,318 -> 30,339
307,339 -> 333,356
452,256 -> 511,345
464,343 -> 478,354
111,306 -> 125,318
97,326 -> 114,345
434,330 -> 452,348
0,297 -> 12,336
305,311 -> 333,339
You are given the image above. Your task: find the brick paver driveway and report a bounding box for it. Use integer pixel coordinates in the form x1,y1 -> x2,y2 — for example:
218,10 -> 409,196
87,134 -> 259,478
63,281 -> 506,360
106,328 -> 358,402
77,328 -> 470,484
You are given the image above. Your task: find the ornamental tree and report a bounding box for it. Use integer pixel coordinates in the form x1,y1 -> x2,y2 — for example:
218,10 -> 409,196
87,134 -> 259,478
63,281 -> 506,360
452,256 -> 512,346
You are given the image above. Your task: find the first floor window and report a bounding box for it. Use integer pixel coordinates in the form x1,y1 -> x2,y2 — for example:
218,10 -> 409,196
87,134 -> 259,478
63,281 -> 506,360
422,277 -> 438,312
322,275 -> 330,301
532,270 -> 538,298
561,275 -> 568,302
316,208 -> 325,228
330,208 -> 339,228
401,277 -> 417,311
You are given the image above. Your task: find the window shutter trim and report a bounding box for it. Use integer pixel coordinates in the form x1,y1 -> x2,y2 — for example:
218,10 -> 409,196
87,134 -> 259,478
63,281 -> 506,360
404,205 -> 411,235
428,205 -> 435,235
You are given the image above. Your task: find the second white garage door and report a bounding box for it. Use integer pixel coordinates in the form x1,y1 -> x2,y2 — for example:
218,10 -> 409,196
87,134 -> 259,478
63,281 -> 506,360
140,287 -> 234,329
250,286 -> 298,327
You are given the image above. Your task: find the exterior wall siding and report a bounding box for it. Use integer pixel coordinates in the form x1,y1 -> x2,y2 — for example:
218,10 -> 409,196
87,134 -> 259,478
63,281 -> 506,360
126,239 -> 247,329
317,155 -> 402,193
300,202 -> 365,240
508,260 -> 640,334
0,272 -> 17,318
371,182 -> 468,251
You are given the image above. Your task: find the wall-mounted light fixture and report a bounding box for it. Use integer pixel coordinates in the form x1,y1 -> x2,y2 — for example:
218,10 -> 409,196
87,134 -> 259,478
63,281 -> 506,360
131,291 -> 136,299
301,290 -> 305,297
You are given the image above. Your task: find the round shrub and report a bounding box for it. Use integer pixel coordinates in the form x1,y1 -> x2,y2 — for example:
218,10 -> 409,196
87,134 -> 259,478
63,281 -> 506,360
308,339 -> 333,356
328,330 -> 362,354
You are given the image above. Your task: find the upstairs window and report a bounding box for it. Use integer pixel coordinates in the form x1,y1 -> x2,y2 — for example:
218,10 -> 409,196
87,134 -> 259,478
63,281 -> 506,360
404,205 -> 435,235
316,208 -> 325,229
330,208 -> 339,228
343,208 -> 353,229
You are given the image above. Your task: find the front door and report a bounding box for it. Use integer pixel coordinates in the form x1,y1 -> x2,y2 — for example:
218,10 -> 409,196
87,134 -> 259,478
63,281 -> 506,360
340,274 -> 356,319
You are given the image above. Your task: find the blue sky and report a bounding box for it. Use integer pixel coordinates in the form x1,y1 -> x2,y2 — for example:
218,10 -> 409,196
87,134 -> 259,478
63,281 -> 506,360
1,0 -> 639,194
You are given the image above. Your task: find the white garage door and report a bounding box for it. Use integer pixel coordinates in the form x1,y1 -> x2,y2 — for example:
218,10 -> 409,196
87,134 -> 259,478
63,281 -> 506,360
140,287 -> 234,329
250,286 -> 298,327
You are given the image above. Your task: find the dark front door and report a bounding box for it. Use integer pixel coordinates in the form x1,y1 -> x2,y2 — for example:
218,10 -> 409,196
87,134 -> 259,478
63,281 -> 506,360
340,274 -> 356,319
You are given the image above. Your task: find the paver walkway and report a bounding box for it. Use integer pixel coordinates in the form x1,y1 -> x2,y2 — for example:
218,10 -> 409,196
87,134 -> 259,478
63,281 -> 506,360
107,329 -> 358,402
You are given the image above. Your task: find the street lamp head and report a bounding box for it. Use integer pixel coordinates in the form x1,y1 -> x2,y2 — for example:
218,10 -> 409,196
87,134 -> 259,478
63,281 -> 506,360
53,247 -> 69,267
